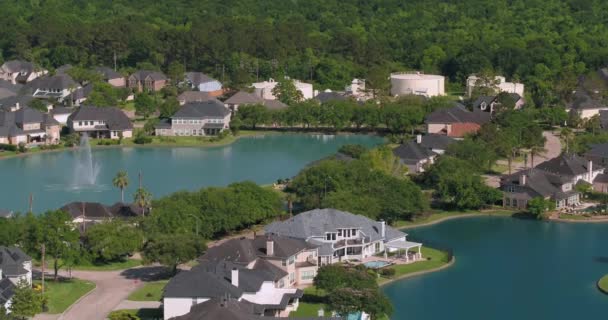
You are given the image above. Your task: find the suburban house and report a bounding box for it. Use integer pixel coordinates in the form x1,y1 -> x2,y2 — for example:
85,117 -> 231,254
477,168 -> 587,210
425,103 -> 491,137
60,201 -> 144,231
201,234 -> 319,288
466,75 -> 524,97
585,143 -> 608,167
416,134 -> 457,155
0,247 -> 32,286
0,60 -> 47,84
501,154 -> 604,209
95,67 -> 126,87
163,260 -> 303,319
224,91 -> 287,114
127,70 -> 167,92
0,95 -> 49,113
252,78 -> 314,100
472,93 -> 524,113
155,100 -> 231,137
0,246 -> 32,314
66,83 -> 93,106
169,298 -> 336,320
30,74 -> 79,102
177,91 -> 214,105
265,209 -> 422,266
566,72 -> 608,120
0,107 -> 61,145
184,72 -> 223,96
392,139 -> 437,173
68,106 -> 133,139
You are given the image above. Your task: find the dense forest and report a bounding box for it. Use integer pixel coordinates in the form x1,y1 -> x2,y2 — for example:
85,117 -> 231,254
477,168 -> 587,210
1,0 -> 607,105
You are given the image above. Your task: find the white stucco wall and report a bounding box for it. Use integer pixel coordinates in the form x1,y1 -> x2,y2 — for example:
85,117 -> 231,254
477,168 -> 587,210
163,297 -> 209,320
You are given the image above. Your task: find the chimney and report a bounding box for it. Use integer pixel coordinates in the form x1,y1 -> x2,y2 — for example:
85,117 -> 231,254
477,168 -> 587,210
519,174 -> 526,186
588,159 -> 593,182
380,220 -> 386,238
231,268 -> 239,287
416,134 -> 422,144
15,102 -> 19,110
266,237 -> 274,256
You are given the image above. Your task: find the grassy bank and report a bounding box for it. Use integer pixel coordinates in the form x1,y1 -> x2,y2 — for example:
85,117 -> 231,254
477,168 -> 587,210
36,258 -> 142,271
108,308 -> 163,320
35,279 -> 95,314
393,209 -> 516,229
128,280 -> 168,301
377,247 -> 451,285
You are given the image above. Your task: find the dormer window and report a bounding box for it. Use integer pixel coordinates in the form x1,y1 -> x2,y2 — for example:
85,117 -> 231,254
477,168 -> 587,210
325,233 -> 336,241
480,102 -> 487,110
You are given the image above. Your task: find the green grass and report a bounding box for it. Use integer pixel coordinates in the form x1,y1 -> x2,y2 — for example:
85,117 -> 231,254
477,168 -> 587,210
598,274 -> 608,294
108,308 -> 163,320
392,209 -> 516,228
127,280 -> 168,301
37,258 -> 142,271
34,279 -> 95,314
558,213 -> 590,220
290,302 -> 327,318
377,247 -> 450,284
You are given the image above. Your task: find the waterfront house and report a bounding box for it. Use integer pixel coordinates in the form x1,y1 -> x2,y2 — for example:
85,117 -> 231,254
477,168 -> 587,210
68,106 -> 133,139
416,134 -> 457,155
264,209 -> 422,265
163,260 -> 303,319
169,298 -> 336,320
0,107 -> 61,145
94,67 -> 125,88
30,74 -> 79,102
393,139 -> 437,173
65,83 -> 93,107
201,234 -> 319,288
183,72 -> 223,97
50,107 -> 74,125
60,201 -> 114,224
0,60 -> 47,85
127,70 -> 167,92
500,154 -> 605,209
425,103 -> 491,137
154,100 -> 231,137
0,246 -> 32,286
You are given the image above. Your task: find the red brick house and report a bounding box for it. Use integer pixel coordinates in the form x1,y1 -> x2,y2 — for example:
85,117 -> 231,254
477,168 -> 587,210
127,70 -> 167,92
425,103 -> 491,137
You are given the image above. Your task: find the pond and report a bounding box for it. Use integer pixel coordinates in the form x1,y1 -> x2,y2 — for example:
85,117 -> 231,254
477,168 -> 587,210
383,216 -> 608,319
0,134 -> 383,212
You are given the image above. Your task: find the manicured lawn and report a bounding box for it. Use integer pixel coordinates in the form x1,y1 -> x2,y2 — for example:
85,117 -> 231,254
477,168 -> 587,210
37,258 -> 142,271
128,280 -> 168,301
377,247 -> 450,285
109,308 -> 163,320
34,279 -> 95,314
598,274 -> 608,294
290,302 -> 327,317
559,213 -> 592,220
392,209 -> 515,228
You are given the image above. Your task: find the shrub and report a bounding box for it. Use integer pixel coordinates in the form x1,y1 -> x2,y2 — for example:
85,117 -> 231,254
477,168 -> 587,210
133,131 -> 152,144
17,142 -> 26,153
0,143 -> 17,152
379,268 -> 396,277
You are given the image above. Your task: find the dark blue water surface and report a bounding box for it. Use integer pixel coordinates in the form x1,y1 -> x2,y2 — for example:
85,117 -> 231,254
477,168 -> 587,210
0,134 -> 382,212
384,216 -> 608,320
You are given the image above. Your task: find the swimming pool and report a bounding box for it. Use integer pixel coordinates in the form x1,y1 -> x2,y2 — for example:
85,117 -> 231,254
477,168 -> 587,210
362,260 -> 391,269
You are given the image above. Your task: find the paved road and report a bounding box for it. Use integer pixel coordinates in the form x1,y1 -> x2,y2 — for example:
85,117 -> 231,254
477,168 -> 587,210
33,266 -> 167,320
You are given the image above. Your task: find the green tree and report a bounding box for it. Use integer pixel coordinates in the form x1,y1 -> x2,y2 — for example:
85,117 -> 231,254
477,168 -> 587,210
133,187 -> 152,216
337,144 -> 367,159
85,220 -> 143,262
9,280 -> 44,319
159,96 -> 179,119
112,170 -> 129,203
167,61 -> 185,85
271,78 -> 303,105
143,118 -> 159,135
109,311 -> 140,320
142,234 -> 206,274
527,197 -> 556,219
236,104 -> 270,129
134,92 -> 156,119
359,146 -> 408,177
28,99 -> 47,112
41,210 -> 80,280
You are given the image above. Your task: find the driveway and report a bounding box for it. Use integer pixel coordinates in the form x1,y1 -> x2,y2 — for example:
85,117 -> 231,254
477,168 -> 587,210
33,266 -> 167,320
533,131 -> 562,165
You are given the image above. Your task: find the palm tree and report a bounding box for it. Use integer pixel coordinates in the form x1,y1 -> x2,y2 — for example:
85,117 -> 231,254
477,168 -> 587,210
112,171 -> 129,202
285,193 -> 297,217
529,145 -> 547,168
133,187 -> 152,216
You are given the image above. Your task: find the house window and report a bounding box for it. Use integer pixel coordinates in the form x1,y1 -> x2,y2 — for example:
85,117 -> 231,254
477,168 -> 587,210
512,199 -> 518,207
288,255 -> 295,265
374,242 -> 381,253
289,272 -> 295,284
301,271 -> 315,281
505,198 -> 510,206
352,229 -> 357,236
326,233 -> 336,241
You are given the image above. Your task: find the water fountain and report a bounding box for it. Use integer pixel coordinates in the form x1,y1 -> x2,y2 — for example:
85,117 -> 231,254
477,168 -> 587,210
73,133 -> 100,187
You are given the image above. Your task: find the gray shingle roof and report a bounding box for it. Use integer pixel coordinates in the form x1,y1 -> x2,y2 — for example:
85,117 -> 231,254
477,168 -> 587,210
0,278 -> 15,305
202,235 -> 315,265
393,141 -> 437,163
177,91 -> 214,104
0,88 -> 16,100
163,265 -> 243,299
425,103 -> 491,125
418,134 -> 457,151
94,67 -> 123,80
69,106 -> 133,131
472,95 -> 496,109
173,100 -> 230,118
185,72 -> 219,86
315,91 -> 347,104
263,99 -> 288,110
225,91 -> 263,105
0,246 -> 31,278
14,107 -> 44,124
1,60 -> 35,74
60,202 -> 113,219
34,74 -> 77,91
501,168 -> 577,201
130,70 -> 167,81
535,154 -> 590,177
264,208 -> 406,244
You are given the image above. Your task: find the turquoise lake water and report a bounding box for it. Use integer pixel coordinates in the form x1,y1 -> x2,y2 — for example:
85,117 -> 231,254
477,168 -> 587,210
384,216 -> 608,319
0,134 -> 383,212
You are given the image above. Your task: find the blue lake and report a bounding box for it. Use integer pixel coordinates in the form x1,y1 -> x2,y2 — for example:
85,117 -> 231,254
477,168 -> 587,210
384,217 -> 608,319
0,134 -> 383,212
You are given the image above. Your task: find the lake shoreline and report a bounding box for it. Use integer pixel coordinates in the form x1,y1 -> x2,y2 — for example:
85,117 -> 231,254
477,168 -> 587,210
379,256 -> 456,287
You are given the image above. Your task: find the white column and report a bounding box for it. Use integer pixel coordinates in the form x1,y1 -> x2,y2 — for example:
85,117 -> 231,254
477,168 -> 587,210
418,245 -> 422,260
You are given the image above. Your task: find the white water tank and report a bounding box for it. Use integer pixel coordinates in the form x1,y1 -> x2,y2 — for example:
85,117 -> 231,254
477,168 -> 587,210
390,72 -> 445,97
